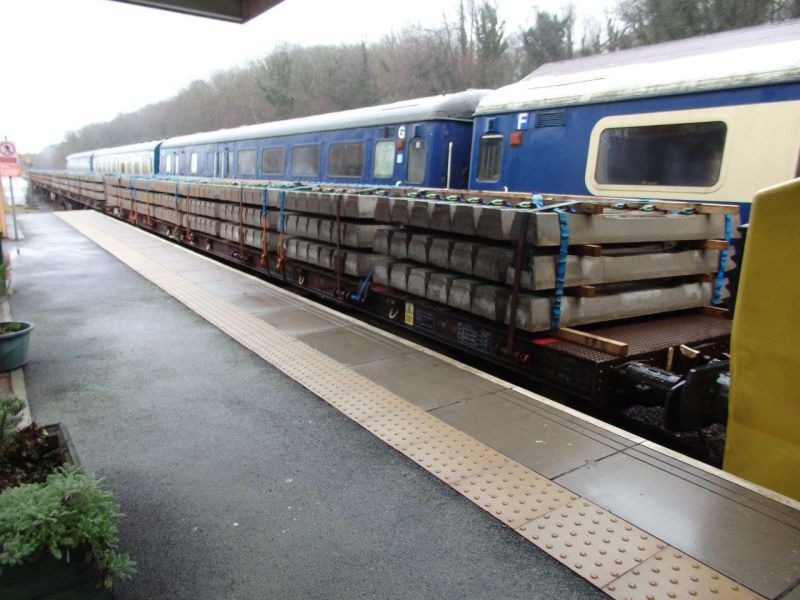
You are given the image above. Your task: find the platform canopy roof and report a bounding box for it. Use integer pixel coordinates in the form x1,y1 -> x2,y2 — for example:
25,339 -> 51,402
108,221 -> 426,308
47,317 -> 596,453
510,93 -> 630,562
110,0 -> 284,23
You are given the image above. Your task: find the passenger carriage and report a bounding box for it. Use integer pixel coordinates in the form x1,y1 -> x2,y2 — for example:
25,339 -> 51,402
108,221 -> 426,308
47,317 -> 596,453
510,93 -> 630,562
92,141 -> 163,175
156,90 -> 488,189
468,21 -> 800,222
65,150 -> 93,172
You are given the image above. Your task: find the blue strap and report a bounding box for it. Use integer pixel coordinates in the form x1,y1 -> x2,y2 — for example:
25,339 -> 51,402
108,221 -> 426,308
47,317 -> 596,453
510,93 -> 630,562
550,209 -> 570,329
711,214 -> 732,305
278,190 -> 286,232
532,193 -> 545,208
173,182 -> 179,206
260,188 -> 268,220
350,266 -> 375,302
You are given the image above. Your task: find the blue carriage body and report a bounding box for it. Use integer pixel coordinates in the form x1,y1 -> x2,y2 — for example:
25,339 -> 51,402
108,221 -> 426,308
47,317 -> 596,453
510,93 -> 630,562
157,90 -> 488,189
467,21 -> 800,222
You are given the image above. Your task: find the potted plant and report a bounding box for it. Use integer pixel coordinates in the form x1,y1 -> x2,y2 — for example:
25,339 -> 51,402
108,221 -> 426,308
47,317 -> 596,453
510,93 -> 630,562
0,322 -> 34,372
0,396 -> 135,597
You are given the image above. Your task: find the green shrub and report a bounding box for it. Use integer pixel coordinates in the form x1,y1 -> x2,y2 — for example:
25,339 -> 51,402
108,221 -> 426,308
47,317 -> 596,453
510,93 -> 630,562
0,465 -> 136,589
0,395 -> 25,447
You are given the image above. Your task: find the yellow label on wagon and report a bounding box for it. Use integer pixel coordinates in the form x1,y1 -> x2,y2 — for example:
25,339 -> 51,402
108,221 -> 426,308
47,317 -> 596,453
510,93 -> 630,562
404,302 -> 414,326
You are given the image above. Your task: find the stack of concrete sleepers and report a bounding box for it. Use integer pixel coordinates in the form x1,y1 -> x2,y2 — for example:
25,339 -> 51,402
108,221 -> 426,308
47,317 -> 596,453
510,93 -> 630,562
275,187 -> 736,331
105,177 -> 737,332
29,172 -> 106,208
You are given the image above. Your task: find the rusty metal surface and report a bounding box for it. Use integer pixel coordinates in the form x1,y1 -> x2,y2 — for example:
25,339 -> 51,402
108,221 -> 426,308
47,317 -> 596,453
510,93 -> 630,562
544,314 -> 731,362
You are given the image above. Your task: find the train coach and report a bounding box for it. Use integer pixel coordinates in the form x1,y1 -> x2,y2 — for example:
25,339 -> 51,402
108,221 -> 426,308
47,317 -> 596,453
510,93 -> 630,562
155,90 -> 488,189
65,150 -> 93,172
468,20 -> 800,221
92,141 -> 162,175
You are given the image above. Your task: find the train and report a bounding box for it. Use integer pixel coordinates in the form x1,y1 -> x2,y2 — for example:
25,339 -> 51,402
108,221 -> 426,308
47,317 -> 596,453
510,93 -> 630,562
65,20 -> 800,221
44,19 -> 800,469
66,90 -> 489,190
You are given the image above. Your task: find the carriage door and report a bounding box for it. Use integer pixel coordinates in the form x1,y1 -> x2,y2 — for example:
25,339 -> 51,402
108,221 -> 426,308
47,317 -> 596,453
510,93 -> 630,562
225,150 -> 233,178
406,125 -> 426,185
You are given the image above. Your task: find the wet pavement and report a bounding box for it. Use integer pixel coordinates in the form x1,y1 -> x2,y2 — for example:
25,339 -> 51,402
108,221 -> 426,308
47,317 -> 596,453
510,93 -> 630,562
10,210 -> 604,599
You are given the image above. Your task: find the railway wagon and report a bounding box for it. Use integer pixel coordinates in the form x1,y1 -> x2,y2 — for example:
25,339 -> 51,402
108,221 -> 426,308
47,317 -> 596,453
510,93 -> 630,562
156,90 -> 488,189
468,20 -> 800,221
65,150 -> 93,172
92,140 -> 163,175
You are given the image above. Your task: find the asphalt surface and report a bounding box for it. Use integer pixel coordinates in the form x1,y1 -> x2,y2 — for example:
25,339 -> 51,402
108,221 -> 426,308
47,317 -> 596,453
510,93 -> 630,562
10,211 -> 605,600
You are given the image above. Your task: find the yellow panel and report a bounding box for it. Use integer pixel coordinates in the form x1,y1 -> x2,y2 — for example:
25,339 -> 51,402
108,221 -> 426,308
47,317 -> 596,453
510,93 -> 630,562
725,178 -> 800,500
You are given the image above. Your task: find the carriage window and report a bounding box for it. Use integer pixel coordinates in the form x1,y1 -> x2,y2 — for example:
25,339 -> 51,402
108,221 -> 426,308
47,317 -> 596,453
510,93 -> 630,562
291,145 -> 320,178
190,153 -> 198,175
596,122 -> 726,187
238,150 -> 256,176
206,152 -> 214,175
373,141 -> 395,179
477,134 -> 503,182
261,147 -> 285,175
224,151 -> 233,178
164,154 -> 172,173
328,142 -> 365,177
407,139 -> 426,184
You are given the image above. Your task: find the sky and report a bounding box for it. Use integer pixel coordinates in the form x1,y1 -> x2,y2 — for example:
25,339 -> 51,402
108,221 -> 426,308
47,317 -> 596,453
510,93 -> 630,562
0,0 -> 616,154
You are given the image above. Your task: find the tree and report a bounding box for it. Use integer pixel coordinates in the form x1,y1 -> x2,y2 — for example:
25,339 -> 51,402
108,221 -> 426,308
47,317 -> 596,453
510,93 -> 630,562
616,0 -> 794,44
473,1 -> 510,87
257,48 -> 296,118
521,8 -> 575,74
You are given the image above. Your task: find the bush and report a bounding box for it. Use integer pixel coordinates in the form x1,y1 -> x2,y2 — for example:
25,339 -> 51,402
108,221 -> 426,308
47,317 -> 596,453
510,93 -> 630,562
1,396 -> 64,491
0,465 -> 136,589
0,395 -> 25,447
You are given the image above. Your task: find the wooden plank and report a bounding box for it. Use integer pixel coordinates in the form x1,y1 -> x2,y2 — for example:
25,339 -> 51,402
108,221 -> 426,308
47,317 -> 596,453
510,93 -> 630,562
701,239 -> 731,250
566,285 -> 597,298
553,327 -> 629,357
573,244 -> 603,257
693,203 -> 740,215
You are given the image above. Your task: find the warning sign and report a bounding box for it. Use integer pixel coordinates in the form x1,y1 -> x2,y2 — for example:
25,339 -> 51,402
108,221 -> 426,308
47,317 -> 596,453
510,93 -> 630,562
0,141 -> 23,176
0,164 -> 22,177
0,141 -> 17,163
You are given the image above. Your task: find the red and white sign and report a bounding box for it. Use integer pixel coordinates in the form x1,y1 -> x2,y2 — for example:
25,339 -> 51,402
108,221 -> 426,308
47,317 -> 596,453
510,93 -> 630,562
0,141 -> 23,177
0,141 -> 17,163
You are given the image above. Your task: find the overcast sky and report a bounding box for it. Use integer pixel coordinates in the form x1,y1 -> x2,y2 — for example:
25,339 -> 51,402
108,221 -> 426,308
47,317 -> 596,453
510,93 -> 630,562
1,0 -> 615,153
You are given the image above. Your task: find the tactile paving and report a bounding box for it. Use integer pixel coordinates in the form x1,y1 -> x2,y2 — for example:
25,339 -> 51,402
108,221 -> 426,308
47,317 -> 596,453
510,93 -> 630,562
604,548 -> 764,600
455,461 -> 578,528
518,499 -> 666,588
57,211 -> 768,600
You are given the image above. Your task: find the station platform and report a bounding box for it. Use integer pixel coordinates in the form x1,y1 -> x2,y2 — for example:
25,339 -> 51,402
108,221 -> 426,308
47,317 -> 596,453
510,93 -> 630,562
10,210 -> 800,599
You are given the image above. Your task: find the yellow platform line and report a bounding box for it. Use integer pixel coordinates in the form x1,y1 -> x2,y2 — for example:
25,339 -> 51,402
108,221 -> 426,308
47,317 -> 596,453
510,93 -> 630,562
57,211 -> 764,600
